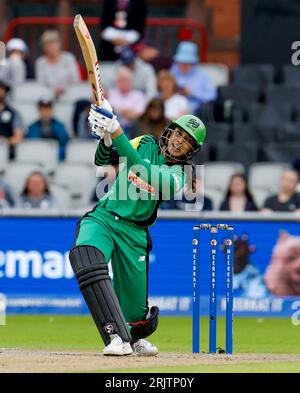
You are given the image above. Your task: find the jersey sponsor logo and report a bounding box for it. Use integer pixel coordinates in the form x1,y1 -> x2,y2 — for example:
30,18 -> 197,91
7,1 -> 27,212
128,171 -> 156,195
138,256 -> 146,262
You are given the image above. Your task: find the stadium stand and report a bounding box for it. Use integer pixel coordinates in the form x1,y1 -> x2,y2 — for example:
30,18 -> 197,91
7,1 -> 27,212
15,139 -> 60,174
4,162 -> 44,195
248,162 -> 291,207
49,183 -> 72,210
0,141 -> 9,174
65,139 -> 98,165
53,163 -> 96,208
232,64 -> 275,89
203,162 -> 245,194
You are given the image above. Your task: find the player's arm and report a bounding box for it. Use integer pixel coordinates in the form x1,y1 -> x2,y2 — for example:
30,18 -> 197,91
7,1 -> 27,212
89,104 -> 185,197
112,131 -> 185,198
94,138 -> 119,166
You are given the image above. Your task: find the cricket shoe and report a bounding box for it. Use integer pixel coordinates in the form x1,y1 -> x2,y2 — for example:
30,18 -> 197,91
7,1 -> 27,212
103,334 -> 133,356
131,339 -> 158,356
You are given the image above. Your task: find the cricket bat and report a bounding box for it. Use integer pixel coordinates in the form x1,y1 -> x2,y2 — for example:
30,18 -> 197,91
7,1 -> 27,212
73,14 -> 112,145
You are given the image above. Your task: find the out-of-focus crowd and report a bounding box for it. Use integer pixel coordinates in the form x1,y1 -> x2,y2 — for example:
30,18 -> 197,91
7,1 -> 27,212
1,0 -> 300,213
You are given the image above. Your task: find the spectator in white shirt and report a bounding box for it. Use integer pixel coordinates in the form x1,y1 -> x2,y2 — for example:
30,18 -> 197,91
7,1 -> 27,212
108,66 -> 146,135
157,69 -> 190,121
35,30 -> 80,98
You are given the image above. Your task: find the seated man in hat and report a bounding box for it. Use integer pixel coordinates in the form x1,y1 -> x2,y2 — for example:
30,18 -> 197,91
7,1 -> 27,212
26,98 -> 69,160
0,81 -> 24,155
170,41 -> 217,114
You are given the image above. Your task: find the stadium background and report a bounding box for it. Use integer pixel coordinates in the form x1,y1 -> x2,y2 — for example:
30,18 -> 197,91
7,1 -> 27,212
1,0 -> 300,322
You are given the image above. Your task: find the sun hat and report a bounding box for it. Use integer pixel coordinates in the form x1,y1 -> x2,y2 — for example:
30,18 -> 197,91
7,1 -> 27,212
6,38 -> 28,53
174,41 -> 199,64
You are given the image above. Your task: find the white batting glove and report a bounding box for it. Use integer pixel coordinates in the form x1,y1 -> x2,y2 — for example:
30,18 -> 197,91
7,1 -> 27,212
88,99 -> 120,146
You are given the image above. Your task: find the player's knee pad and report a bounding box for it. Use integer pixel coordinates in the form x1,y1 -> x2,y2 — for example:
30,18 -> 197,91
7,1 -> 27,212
129,306 -> 159,340
69,245 -> 131,346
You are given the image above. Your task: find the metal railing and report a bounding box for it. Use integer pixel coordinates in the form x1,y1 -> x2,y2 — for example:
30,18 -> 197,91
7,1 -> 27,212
4,16 -> 208,62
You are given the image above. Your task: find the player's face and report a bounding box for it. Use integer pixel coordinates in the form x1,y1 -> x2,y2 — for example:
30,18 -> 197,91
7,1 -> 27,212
167,127 -> 194,157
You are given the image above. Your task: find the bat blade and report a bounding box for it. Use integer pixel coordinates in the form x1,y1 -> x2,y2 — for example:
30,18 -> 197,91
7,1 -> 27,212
73,14 -> 104,106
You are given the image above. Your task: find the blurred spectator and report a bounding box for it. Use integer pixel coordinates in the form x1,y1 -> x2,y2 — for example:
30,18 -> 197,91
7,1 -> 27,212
26,98 -> 69,159
134,41 -> 173,73
0,81 -> 24,155
0,38 -> 30,86
20,172 -> 58,209
71,99 -> 92,138
161,176 -> 213,211
220,173 -> 257,212
157,70 -> 190,121
108,66 -> 146,135
114,47 -> 157,100
262,169 -> 300,213
170,41 -> 216,114
99,0 -> 147,61
0,177 -> 18,208
36,30 -> 80,98
132,98 -> 167,138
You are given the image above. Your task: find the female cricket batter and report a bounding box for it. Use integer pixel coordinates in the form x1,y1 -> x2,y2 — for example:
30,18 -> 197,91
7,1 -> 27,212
69,99 -> 206,356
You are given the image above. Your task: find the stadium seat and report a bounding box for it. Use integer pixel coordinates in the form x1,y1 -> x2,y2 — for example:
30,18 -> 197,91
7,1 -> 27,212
205,122 -> 231,145
249,162 -> 290,197
15,139 -> 59,174
251,188 -> 273,209
282,65 -> 300,86
215,142 -> 258,169
248,103 -> 289,142
262,142 -> 300,162
53,163 -> 96,208
65,139 -> 98,165
12,101 -> 38,128
218,85 -> 260,107
59,82 -> 92,103
198,63 -> 229,87
205,187 -> 224,211
191,142 -> 211,165
54,102 -> 74,135
232,123 -> 255,143
203,162 -> 245,193
265,86 -> 300,113
232,64 -> 275,88
12,81 -> 54,102
4,162 -> 44,195
218,85 -> 260,121
49,183 -> 72,209
0,141 -> 9,173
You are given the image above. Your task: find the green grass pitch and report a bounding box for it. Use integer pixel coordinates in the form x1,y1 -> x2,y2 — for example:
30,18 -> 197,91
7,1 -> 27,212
1,315 -> 300,372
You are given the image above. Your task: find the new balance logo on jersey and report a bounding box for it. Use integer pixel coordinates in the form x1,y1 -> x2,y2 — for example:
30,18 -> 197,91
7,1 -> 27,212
138,256 -> 146,262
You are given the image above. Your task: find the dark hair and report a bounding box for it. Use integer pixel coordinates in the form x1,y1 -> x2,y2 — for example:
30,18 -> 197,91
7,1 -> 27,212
21,171 -> 50,196
138,98 -> 167,137
225,173 -> 255,202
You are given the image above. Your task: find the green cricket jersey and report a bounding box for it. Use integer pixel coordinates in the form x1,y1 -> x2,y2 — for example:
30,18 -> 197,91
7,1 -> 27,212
93,133 -> 186,227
